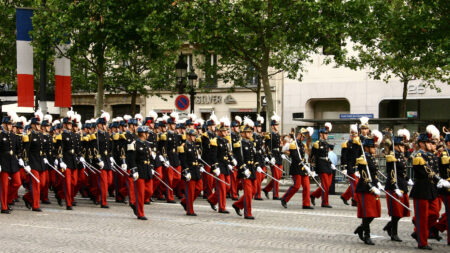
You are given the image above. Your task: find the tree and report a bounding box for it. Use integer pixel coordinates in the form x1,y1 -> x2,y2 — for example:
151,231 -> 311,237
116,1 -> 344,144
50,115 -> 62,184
346,0 -> 449,117
180,0 -> 361,119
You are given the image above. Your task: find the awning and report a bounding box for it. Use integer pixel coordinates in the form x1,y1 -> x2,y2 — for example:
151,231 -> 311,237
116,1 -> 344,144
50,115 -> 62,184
2,102 -> 61,115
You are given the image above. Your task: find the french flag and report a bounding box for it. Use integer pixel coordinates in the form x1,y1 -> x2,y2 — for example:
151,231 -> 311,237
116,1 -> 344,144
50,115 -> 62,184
16,8 -> 34,107
54,44 -> 71,108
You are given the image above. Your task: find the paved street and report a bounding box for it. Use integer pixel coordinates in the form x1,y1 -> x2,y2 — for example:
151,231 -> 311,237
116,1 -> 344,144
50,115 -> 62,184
0,184 -> 448,253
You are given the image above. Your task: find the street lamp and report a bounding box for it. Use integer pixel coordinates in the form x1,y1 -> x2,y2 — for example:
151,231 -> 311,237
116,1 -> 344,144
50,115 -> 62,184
188,67 -> 198,113
175,54 -> 188,94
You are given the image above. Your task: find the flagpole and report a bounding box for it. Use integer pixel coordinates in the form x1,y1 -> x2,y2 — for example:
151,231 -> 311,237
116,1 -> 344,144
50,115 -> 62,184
39,0 -> 48,114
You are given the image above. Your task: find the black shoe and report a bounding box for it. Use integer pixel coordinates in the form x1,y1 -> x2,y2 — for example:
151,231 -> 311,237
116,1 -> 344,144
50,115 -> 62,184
101,205 -> 109,209
186,213 -> 197,216
383,222 -> 392,237
418,245 -> 432,250
232,204 -> 242,216
429,227 -> 442,241
42,200 -> 51,205
310,195 -> 315,206
351,199 -> 357,206
23,197 -> 31,209
32,208 -> 42,212
411,232 -> 418,242
138,216 -> 148,220
1,210 -> 11,214
72,201 -> 77,206
181,202 -> 187,211
144,201 -> 150,205
66,206 -> 73,210
130,204 -> 138,217
8,201 -> 15,206
354,226 -> 364,241
218,210 -> 230,214
244,216 -> 255,220
340,196 -> 349,205
231,198 -> 238,201
166,200 -> 176,204
281,199 -> 287,208
56,196 -> 63,206
263,190 -> 269,199
157,197 -> 165,201
391,235 -> 402,242
208,200 -> 217,211
321,205 -> 332,208
254,197 -> 263,201
114,199 -> 125,203
272,197 -> 280,200
93,200 -> 99,205
364,236 -> 375,245
302,206 -> 314,209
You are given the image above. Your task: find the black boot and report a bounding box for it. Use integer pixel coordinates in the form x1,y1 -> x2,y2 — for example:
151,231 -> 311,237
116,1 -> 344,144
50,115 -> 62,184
390,217 -> 402,242
354,225 -> 364,241
364,234 -> 375,245
340,195 -> 349,205
383,221 -> 392,237
362,218 -> 374,245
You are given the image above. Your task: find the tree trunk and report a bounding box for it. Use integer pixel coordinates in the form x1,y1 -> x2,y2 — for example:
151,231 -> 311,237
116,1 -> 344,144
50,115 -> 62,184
95,69 -> 105,117
400,79 -> 408,118
261,67 -> 274,119
256,75 -> 261,114
131,90 -> 137,115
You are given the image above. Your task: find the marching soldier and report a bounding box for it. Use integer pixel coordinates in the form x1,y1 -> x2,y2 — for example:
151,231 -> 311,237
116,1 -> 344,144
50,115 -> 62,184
201,113 -> 218,198
253,115 -> 266,200
340,124 -> 361,206
410,131 -> 450,250
230,116 -> 242,200
310,122 -> 333,208
180,128 -> 203,216
263,113 -> 283,200
232,117 -> 257,219
353,136 -> 382,246
145,111 -> 163,201
383,129 -> 412,242
124,116 -> 138,213
40,115 -> 53,204
71,113 -> 83,205
281,128 -> 313,209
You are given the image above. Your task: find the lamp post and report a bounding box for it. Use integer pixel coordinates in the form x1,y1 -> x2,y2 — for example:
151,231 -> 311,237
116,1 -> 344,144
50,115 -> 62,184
188,67 -> 198,113
175,54 -> 188,94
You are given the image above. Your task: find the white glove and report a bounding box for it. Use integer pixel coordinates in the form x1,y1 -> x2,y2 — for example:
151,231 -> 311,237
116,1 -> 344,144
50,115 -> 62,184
264,157 -> 270,163
60,162 -> 67,170
244,169 -> 251,178
198,154 -> 202,160
109,157 -> 116,164
43,158 -> 49,164
310,171 -> 317,177
331,164 -> 337,170
437,179 -> 450,189
121,163 -> 127,172
151,169 -> 155,175
281,154 -> 287,160
407,178 -> 414,186
370,186 -> 381,196
18,159 -> 24,167
228,164 -> 234,171
24,165 -> 31,173
185,172 -> 191,181
0,165 -> 2,172
79,157 -> 86,163
377,182 -> 384,190
164,161 -> 170,168
394,189 -> 403,198
54,159 -> 59,167
355,171 -> 360,178
159,155 -> 165,162
200,167 -> 206,173
133,172 -> 139,181
232,159 -> 237,166
342,169 -> 347,175
303,164 -> 312,174
151,152 -> 156,160
213,168 -> 221,176
270,157 -> 276,164
257,166 -> 263,173
98,161 -> 104,169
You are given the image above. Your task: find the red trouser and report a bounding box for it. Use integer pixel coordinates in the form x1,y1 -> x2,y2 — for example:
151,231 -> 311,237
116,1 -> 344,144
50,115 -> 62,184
386,190 -> 410,217
171,165 -> 183,198
134,178 -> 153,218
127,169 -> 136,205
98,169 -> 113,206
152,166 -> 163,197
413,198 -> 440,247
163,165 -> 175,201
254,166 -> 266,199
434,195 -> 450,244
341,174 -> 359,201
71,169 -> 79,200
23,169 -> 45,209
204,165 -> 214,197
281,175 -> 311,207
234,178 -> 254,217
181,179 -> 203,215
1,171 -> 21,210
230,168 -> 238,199
208,174 -> 227,211
73,168 -> 88,199
263,164 -> 283,198
40,170 -> 50,202
57,168 -> 73,207
311,173 -> 333,206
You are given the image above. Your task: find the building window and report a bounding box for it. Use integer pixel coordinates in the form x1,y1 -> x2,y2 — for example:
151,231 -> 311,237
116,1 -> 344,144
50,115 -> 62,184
203,54 -> 218,88
246,66 -> 258,88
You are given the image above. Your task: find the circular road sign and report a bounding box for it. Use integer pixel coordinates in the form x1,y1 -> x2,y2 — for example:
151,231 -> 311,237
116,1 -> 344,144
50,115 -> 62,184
175,95 -> 190,111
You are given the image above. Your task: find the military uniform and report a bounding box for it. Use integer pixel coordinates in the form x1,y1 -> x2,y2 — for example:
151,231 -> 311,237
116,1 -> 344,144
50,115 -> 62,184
23,129 -> 46,210
180,136 -> 202,215
263,131 -> 283,199
340,137 -> 362,206
433,147 -> 450,245
281,139 -> 311,208
310,139 -> 333,207
201,130 -> 216,197
230,130 -> 241,199
40,131 -> 53,203
253,132 -> 266,200
92,129 -> 113,207
125,129 -> 138,208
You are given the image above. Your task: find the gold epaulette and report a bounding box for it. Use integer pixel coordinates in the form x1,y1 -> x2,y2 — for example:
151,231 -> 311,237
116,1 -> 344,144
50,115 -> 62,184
353,137 -> 361,146
119,133 -> 126,140
210,137 -> 218,146
289,141 -> 297,150
233,142 -> 241,148
356,156 -> 367,165
264,133 -> 270,140
224,135 -> 232,143
313,141 -> 319,149
441,154 -> 449,165
341,141 -> 348,149
202,132 -> 208,138
413,153 -> 425,166
113,133 -> 120,141
182,134 -> 186,141
386,154 -> 397,162
22,134 -> 29,142
196,137 -> 202,143
177,144 -> 185,153
160,133 -> 167,141
90,133 -> 96,141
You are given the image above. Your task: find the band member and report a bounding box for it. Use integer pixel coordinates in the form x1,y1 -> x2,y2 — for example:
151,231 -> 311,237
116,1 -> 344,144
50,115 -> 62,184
71,113 -> 83,205
208,117 -> 231,214
201,113 -> 218,198
229,116 -> 242,200
263,112 -> 283,200
281,128 -> 312,209
383,129 -> 411,242
124,116 -> 138,213
340,124 -> 361,206
129,126 -> 154,220
354,137 -> 382,245
40,114 -> 53,204
310,122 -> 333,208
253,115 -> 266,200
232,117 -> 257,219
23,110 -> 46,212
145,111 -> 163,202
180,128 -> 203,216
410,131 -> 450,250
